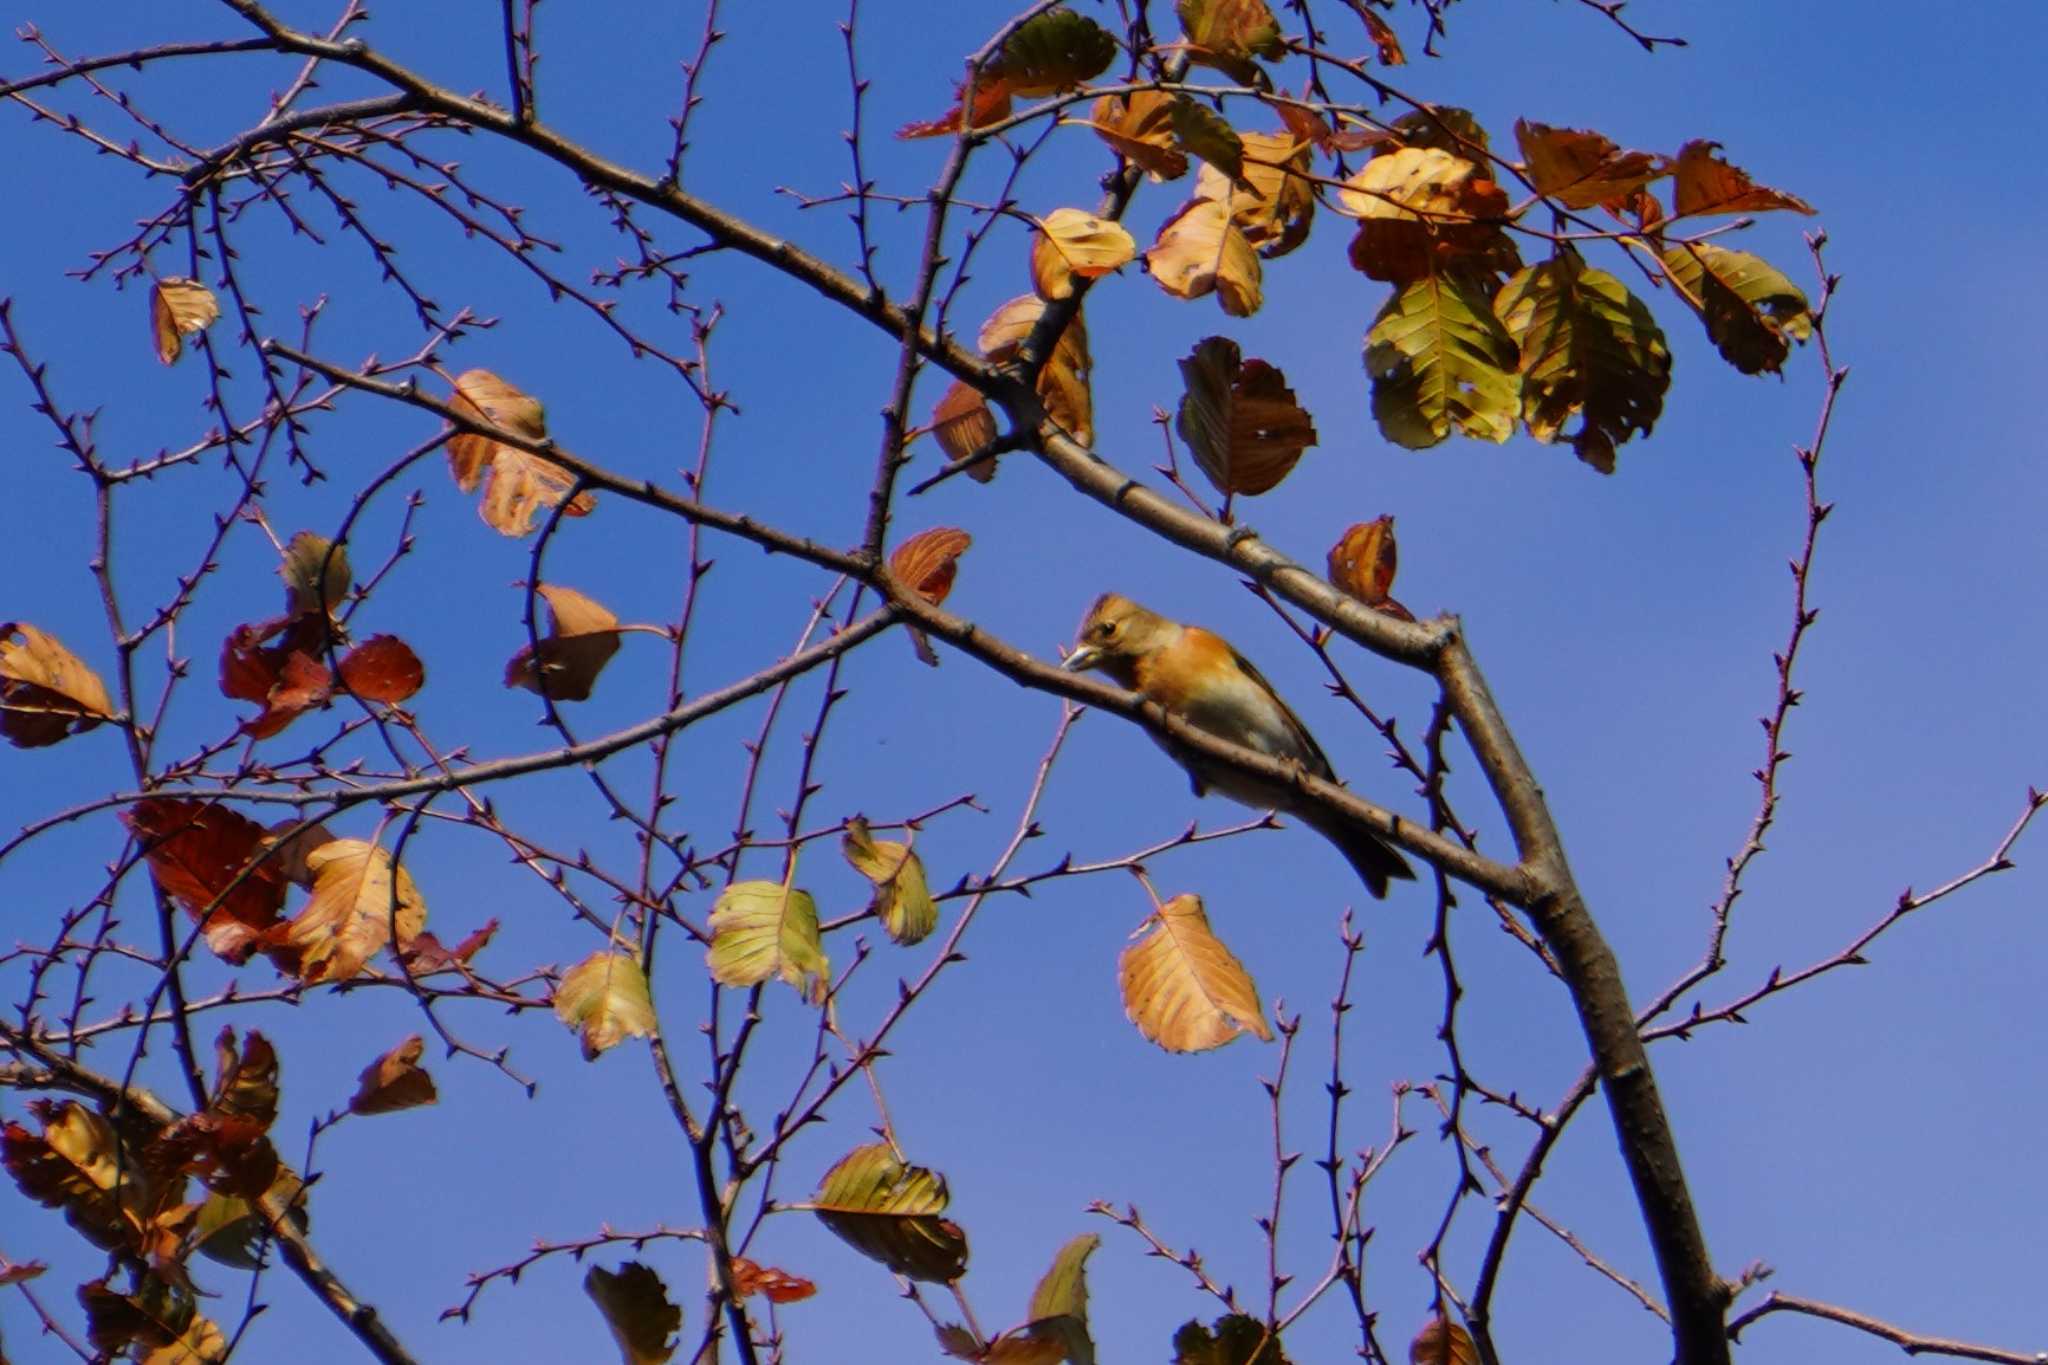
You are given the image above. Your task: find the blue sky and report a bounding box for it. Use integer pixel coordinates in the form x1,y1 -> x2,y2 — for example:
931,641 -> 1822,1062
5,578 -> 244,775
3,2 -> 2045,1363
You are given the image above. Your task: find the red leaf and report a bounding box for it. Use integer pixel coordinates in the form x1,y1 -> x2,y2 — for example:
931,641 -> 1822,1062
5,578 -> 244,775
337,635 -> 424,704
122,799 -> 288,965
731,1255 -> 817,1304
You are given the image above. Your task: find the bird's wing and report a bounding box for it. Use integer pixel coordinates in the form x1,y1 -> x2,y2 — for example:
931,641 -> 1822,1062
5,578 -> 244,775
1223,643 -> 1338,781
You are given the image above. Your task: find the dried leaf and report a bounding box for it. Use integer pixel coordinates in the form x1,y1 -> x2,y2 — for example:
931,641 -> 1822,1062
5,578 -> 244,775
929,381 -> 1000,482
812,1143 -> 969,1282
1409,1316 -> 1478,1365
1350,3 -> 1405,64
80,1279 -> 225,1364
284,839 -> 427,984
1147,199 -> 1262,316
218,614 -> 333,739
1658,242 -> 1812,375
1327,517 -> 1398,606
889,528 -> 972,608
1386,106 -> 1490,157
976,296 -> 1093,446
190,1169 -> 307,1269
278,532 -> 351,619
336,635 -> 424,704
148,1030 -> 281,1198
995,8 -> 1118,96
898,76 -> 1013,139
1364,272 -> 1522,448
707,880 -> 830,1004
400,918 -> 498,972
1338,147 -> 1519,285
1194,131 -> 1314,258
123,798 -> 288,965
151,278 -> 220,365
1088,91 -> 1187,181
585,1261 -> 680,1365
1513,120 -> 1666,211
1119,894 -> 1273,1053
447,369 -> 596,537
348,1035 -> 438,1115
0,622 -> 115,747
842,817 -> 938,945
555,950 -> 657,1060
1177,0 -> 1284,82
2,1101 -> 149,1251
0,1259 -> 46,1286
1031,209 -> 1137,301
1671,140 -> 1815,218
1174,336 -> 1316,496
1174,1314 -> 1291,1364
504,583 -> 623,701
730,1256 -> 817,1305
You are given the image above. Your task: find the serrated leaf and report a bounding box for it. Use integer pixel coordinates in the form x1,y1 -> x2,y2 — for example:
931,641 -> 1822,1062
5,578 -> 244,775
1671,140 -> 1815,218
555,950 -> 657,1060
1658,242 -> 1812,375
1088,91 -> 1187,181
842,818 -> 938,946
585,1261 -> 680,1365
285,839 -> 427,983
1147,200 -> 1262,316
504,583 -> 623,701
1513,120 -> 1665,210
1170,97 -> 1247,187
1365,273 -> 1522,448
0,622 -> 115,747
707,880 -> 829,1004
812,1143 -> 969,1282
151,278 -> 219,365
1174,337 -> 1316,496
446,369 -> 596,537
1195,131 -> 1314,258
1119,895 -> 1273,1053
1496,251 -> 1671,472
996,8 -> 1118,96
1031,209 -> 1137,302
1409,1316 -> 1478,1365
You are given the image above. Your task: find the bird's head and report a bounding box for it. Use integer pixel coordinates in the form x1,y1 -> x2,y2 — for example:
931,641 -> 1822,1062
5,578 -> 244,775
1062,592 -> 1177,680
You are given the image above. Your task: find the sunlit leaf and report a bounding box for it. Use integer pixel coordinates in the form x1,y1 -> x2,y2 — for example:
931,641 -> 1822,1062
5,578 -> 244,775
1338,147 -> 1519,285
1021,1232 -> 1100,1365
585,1261 -> 680,1365
730,1255 -> 818,1304
285,839 -> 427,984
1671,140 -> 1815,218
1496,250 -> 1671,471
554,950 -> 658,1060
1194,131 -> 1314,258
504,583 -> 623,702
1119,894 -> 1273,1053
0,621 -> 115,747
995,8 -> 1118,96
279,531 -> 351,620
1658,242 -> 1812,375
1147,199 -> 1262,316
348,1035 -> 438,1115
446,369 -> 596,538
897,76 -> 1014,139
150,278 -> 219,366
1409,1316 -> 1478,1365
1031,209 -> 1137,301
122,798 -> 288,966
888,528 -> 971,608
1326,517 -> 1399,608
336,634 -> 424,704
707,880 -> 830,1004
1364,272 -> 1521,448
977,295 -> 1093,446
928,381 -> 1000,481
1513,120 -> 1665,210
812,1143 -> 969,1283
842,817 -> 938,946
1174,336 -> 1316,496
1351,4 -> 1405,64
1087,91 -> 1187,181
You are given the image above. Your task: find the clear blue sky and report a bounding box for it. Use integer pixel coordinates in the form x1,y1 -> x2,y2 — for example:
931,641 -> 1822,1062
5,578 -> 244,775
3,3 -> 2044,1363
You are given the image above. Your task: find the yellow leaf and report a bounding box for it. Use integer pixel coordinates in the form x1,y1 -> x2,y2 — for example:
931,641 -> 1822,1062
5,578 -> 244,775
1408,1316 -> 1478,1365
812,1143 -> 969,1282
1118,894 -> 1272,1053
1146,200 -> 1262,316
284,840 -> 427,984
1087,91 -> 1187,181
279,532 -> 351,620
842,817 -> 938,946
1337,147 -> 1519,284
707,880 -> 830,1003
1327,517 -> 1399,607
555,950 -> 657,1060
503,583 -> 623,701
976,296 -> 1094,445
1031,209 -> 1137,302
585,1261 -> 680,1365
446,369 -> 597,537
1194,131 -> 1314,258
150,278 -> 219,365
0,622 -> 116,748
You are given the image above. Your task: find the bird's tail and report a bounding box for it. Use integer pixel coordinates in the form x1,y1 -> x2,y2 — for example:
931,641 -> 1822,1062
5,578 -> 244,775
1306,810 -> 1415,899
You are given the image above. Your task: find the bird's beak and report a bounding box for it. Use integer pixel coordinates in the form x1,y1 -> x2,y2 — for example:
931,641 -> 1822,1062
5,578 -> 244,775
1062,644 -> 1102,673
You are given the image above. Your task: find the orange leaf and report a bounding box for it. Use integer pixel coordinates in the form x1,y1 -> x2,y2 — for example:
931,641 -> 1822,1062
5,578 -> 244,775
150,277 -> 219,365
1410,1315 -> 1478,1365
1354,4 -> 1405,63
1327,516 -> 1398,605
1671,140 -> 1815,218
730,1256 -> 817,1305
890,529 -> 972,606
0,622 -> 116,748
348,1035 -> 439,1116
504,584 -> 623,702
1514,120 -> 1665,211
1146,199 -> 1262,315
928,381 -> 999,482
400,919 -> 498,972
1087,91 -> 1187,181
1338,147 -> 1520,284
336,635 -> 424,704
122,799 -> 288,966
1030,208 -> 1137,301
447,369 -> 596,538
897,76 -> 1013,139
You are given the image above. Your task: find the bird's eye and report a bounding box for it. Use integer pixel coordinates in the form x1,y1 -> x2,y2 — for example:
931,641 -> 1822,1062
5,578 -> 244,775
1095,621 -> 1117,639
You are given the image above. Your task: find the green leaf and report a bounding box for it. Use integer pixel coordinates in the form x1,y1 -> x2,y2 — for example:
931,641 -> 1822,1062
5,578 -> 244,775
707,879 -> 830,1003
1496,251 -> 1671,472
1658,242 -> 1812,375
812,1143 -> 969,1283
191,1171 -> 309,1269
1022,1232 -> 1101,1365
1170,97 -> 1247,188
585,1261 -> 680,1365
1364,273 -> 1521,448
1174,1313 -> 1292,1365
554,950 -> 657,1060
841,818 -> 937,946
997,8 -> 1118,95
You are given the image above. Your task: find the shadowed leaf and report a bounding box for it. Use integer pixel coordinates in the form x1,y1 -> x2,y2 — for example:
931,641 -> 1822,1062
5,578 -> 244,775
1658,242 -> 1812,375
1327,517 -> 1399,607
1174,336 -> 1316,496
0,622 -> 115,747
812,1143 -> 969,1282
349,1035 -> 438,1115
279,532 -> 351,619
1194,131 -> 1314,258
585,1261 -> 680,1365
1087,91 -> 1187,181
1409,1316 -> 1478,1365
995,8 -> 1117,95
504,584 -> 623,701
1173,1313 -> 1291,1364
1338,147 -> 1519,285
1177,0 -> 1284,82
123,798 -> 288,966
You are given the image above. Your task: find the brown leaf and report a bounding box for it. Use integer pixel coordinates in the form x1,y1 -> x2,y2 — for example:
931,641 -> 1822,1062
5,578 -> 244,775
1175,337 -> 1316,496
897,76 -> 1013,139
1513,120 -> 1665,211
585,1261 -> 681,1365
0,622 -> 116,747
976,295 -> 1093,445
0,1259 -> 46,1287
336,635 -> 424,704
1087,91 -> 1187,181
1147,199 -> 1262,316
1030,208 -> 1137,302
1194,131 -> 1315,258
80,1278 -> 226,1364
1408,1316 -> 1478,1365
1671,140 -> 1815,218
1351,3 -> 1405,63
929,381 -> 1000,482
1337,147 -> 1519,285
812,1143 -> 969,1282
283,839 -> 427,984
348,1035 -> 439,1116
447,369 -> 596,537
1177,0 -> 1284,83
889,528 -> 972,607
2,1102 -> 150,1252
503,583 -> 624,702
1327,517 -> 1398,605
730,1256 -> 817,1305
218,613 -> 334,739
151,278 -> 220,366
400,918 -> 498,972
123,799 -> 288,966
1119,894 -> 1273,1053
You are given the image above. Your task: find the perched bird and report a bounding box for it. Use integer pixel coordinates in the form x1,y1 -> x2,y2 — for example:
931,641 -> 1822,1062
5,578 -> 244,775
1062,592 -> 1413,897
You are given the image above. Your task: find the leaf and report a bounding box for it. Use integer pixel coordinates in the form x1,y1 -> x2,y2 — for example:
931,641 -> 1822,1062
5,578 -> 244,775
842,817 -> 938,946
707,880 -> 830,1004
888,529 -> 972,608
928,381 -> 1000,482
0,622 -> 115,747
1658,242 -> 1812,375
284,839 -> 427,984
122,798 -> 289,966
1087,91 -> 1187,181
1409,1316 -> 1478,1365
554,950 -> 657,1060
1348,3 -> 1405,64
1177,0 -> 1284,82
1031,209 -> 1137,302
1174,337 -> 1316,496
1147,199 -> 1262,316
218,612 -> 333,739
1173,1313 -> 1291,1365
336,635 -> 424,704
0,1259 -> 45,1286
80,1279 -> 226,1365
150,278 -> 219,365
446,369 -> 596,537
1119,895 -> 1273,1053
995,8 -> 1118,96
348,1035 -> 438,1115
730,1256 -> 818,1304
1364,272 -> 1522,448
1022,1232 -> 1100,1365
1496,250 -> 1671,471
1513,120 -> 1666,211
1194,131 -> 1314,258
2,1101 -> 149,1251
1671,140 -> 1815,218
977,295 -> 1094,446
1338,147 -> 1519,285
278,531 -> 351,619
209,1028 -> 279,1130
398,918 -> 499,973
147,1029 -> 281,1198
1170,97 -> 1247,188
504,583 -> 623,701
898,76 -> 1014,139
585,1261 -> 680,1365
1327,517 -> 1399,606
812,1143 -> 969,1282
190,1169 -> 307,1269
1386,106 -> 1490,157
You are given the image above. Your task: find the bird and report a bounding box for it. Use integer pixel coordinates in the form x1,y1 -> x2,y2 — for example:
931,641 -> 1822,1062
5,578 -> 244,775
1061,592 -> 1414,897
